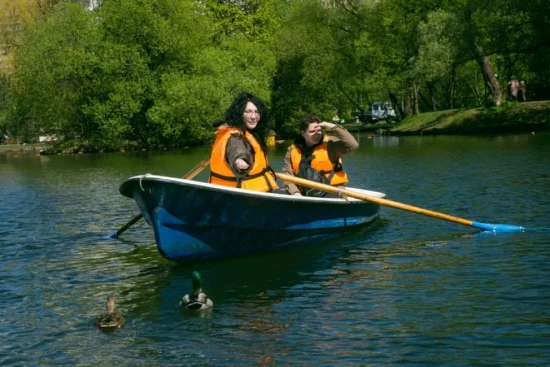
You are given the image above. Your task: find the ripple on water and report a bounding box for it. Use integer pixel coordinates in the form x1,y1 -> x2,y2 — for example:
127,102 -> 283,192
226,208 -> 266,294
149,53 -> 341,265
1,139 -> 550,366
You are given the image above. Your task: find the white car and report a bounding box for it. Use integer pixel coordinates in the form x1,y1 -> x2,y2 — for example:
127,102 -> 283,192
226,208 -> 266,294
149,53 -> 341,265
370,102 -> 397,123
351,102 -> 398,124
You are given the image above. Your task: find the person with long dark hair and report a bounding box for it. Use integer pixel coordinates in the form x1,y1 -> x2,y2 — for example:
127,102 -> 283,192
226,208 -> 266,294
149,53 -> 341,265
209,92 -> 278,192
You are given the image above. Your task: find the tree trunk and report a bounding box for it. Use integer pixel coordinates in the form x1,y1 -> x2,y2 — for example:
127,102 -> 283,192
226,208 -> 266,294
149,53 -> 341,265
412,82 -> 420,115
447,68 -> 455,109
467,75 -> 481,107
472,43 -> 501,106
426,81 -> 437,111
449,83 -> 454,109
388,93 -> 403,121
403,92 -> 412,117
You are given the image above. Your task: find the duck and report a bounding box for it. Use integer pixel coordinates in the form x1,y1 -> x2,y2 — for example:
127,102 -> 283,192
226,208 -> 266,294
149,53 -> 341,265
94,296 -> 125,329
179,271 -> 213,311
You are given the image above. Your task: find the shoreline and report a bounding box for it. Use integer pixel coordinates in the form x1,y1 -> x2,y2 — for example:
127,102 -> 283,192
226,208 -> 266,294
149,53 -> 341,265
2,101 -> 549,155
346,100 -> 550,136
0,144 -> 45,152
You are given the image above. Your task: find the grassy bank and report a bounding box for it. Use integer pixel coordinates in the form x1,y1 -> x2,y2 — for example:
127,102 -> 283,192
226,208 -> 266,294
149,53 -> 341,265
390,100 -> 550,135
0,143 -> 45,152
344,100 -> 550,135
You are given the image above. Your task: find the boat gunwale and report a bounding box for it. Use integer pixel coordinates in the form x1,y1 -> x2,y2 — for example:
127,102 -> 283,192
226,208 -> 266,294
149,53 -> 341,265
120,174 -> 385,204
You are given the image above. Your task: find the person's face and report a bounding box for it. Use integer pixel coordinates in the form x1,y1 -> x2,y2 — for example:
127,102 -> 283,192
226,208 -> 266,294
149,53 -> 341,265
242,102 -> 261,130
301,122 -> 322,147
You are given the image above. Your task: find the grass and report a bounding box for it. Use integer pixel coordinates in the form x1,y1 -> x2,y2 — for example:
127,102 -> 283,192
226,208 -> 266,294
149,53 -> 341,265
0,143 -> 45,151
389,100 -> 550,134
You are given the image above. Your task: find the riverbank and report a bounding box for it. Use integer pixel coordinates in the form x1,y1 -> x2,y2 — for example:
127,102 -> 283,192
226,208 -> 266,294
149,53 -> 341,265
2,101 -> 549,155
0,143 -> 171,155
0,143 -> 45,153
347,100 -> 550,135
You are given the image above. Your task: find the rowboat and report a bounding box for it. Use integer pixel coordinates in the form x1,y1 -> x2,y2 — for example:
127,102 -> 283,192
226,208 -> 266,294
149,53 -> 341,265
119,174 -> 385,263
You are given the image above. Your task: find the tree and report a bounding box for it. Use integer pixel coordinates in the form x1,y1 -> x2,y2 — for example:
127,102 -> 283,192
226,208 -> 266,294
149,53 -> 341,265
11,3 -> 101,143
272,0 -> 370,130
145,0 -> 280,145
439,0 -> 541,106
0,0 -> 41,76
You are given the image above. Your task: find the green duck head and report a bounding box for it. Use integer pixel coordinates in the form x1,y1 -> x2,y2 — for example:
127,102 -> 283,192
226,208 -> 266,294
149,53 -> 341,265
192,270 -> 202,296
179,271 -> 213,311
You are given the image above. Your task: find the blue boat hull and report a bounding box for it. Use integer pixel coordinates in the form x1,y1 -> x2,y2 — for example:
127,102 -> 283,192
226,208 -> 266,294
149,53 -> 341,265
119,175 -> 384,263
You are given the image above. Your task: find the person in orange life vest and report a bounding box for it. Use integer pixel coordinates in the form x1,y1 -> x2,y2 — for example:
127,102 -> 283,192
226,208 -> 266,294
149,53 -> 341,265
209,92 -> 278,192
282,114 -> 358,197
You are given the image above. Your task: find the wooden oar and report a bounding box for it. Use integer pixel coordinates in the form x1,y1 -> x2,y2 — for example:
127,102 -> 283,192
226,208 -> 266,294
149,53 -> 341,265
275,172 -> 524,232
110,158 -> 211,239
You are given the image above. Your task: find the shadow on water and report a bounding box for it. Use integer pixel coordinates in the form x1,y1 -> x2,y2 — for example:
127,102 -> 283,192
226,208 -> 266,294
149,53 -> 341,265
100,219 -> 389,320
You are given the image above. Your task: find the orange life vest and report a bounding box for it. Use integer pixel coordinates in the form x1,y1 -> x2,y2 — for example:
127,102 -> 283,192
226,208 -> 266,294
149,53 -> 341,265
289,136 -> 348,189
209,127 -> 278,192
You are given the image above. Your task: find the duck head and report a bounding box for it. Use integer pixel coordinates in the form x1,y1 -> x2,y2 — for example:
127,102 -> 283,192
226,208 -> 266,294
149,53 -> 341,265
179,271 -> 213,311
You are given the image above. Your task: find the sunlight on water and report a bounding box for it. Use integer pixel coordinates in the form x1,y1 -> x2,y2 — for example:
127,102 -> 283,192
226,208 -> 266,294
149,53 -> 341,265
1,135 -> 549,366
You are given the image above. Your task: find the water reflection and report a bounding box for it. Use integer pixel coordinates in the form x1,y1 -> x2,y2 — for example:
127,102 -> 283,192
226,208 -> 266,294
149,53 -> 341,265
372,136 -> 400,148
1,134 -> 550,366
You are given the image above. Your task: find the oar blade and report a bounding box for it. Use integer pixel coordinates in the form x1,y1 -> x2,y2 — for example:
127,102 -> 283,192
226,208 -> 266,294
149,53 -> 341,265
109,213 -> 143,239
471,221 -> 525,232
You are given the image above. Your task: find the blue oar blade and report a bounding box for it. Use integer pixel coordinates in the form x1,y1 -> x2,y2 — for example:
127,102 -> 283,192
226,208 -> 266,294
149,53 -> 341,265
471,221 -> 525,232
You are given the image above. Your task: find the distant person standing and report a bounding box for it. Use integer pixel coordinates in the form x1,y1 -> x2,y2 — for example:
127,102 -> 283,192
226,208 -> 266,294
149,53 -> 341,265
519,80 -> 527,102
508,76 -> 519,101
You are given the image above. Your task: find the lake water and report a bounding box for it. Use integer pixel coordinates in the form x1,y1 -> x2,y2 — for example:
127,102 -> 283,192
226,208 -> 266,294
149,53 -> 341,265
1,133 -> 549,366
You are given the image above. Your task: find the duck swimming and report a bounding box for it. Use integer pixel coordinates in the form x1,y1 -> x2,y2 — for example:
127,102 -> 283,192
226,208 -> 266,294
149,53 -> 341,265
179,271 -> 213,311
94,296 -> 125,329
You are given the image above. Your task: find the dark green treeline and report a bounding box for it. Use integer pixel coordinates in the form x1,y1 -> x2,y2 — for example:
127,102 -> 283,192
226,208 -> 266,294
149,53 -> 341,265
0,0 -> 548,149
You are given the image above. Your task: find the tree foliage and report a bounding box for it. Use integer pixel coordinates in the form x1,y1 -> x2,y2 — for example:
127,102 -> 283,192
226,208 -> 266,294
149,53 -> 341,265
1,0 -> 548,147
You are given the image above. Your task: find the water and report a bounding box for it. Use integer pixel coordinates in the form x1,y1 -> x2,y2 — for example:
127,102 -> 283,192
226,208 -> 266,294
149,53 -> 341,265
1,134 -> 549,366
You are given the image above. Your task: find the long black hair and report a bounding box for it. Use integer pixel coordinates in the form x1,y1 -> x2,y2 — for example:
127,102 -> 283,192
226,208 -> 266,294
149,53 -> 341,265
224,92 -> 270,153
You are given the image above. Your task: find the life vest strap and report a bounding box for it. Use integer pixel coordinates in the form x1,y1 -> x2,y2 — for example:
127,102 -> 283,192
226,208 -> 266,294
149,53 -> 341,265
210,166 -> 275,190
210,171 -> 238,182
